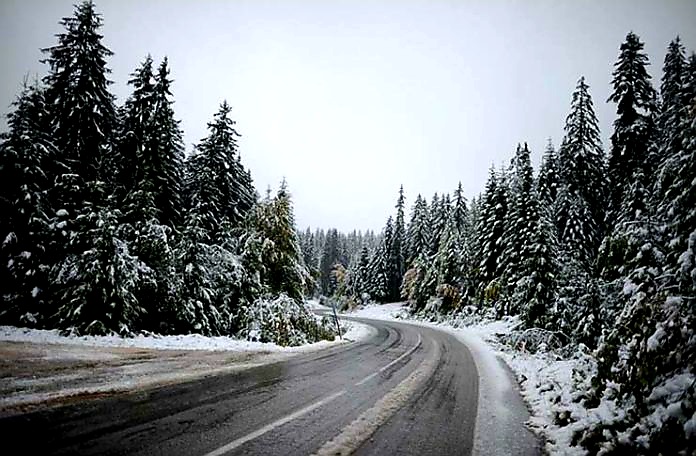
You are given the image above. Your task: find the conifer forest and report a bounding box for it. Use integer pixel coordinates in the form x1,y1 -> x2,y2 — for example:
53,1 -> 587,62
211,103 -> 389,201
1,2 -> 695,455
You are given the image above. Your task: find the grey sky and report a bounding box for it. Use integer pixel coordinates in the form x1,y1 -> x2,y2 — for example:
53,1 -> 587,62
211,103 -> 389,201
2,0 -> 695,232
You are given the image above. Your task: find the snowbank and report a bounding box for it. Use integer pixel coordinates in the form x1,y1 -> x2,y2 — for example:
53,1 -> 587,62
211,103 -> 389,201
0,320 -> 373,353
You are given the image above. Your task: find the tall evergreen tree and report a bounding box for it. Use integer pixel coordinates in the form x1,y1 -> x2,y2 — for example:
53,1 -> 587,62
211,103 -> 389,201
248,181 -> 307,302
432,210 -> 464,313
185,101 -> 254,242
499,144 -> 538,316
150,57 -> 186,230
404,194 -> 430,266
606,32 -> 657,223
41,0 -> 117,184
0,82 -> 58,324
537,139 -> 559,208
319,229 -> 341,295
367,242 -> 389,303
556,76 -> 608,267
475,167 -> 509,303
387,186 -> 406,301
452,182 -> 468,233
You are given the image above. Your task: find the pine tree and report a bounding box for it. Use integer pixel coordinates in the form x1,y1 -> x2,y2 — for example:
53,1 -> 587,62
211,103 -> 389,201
0,81 -> 58,325
185,101 -> 254,242
41,0 -> 117,184
150,57 -> 186,230
51,205 -> 151,335
404,194 -> 430,266
606,32 -> 657,223
657,37 -> 687,152
319,229 -> 341,295
429,193 -> 449,256
114,55 -> 156,201
475,167 -> 509,304
246,181 -> 307,302
556,76 -> 608,268
432,210 -> 464,313
537,139 -> 559,208
173,210 -> 222,335
367,241 -> 389,303
581,42 -> 695,456
387,186 -> 406,301
452,182 -> 468,233
499,144 -> 538,317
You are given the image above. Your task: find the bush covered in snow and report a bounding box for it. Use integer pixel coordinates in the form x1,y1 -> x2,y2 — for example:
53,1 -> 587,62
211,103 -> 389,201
233,294 -> 336,346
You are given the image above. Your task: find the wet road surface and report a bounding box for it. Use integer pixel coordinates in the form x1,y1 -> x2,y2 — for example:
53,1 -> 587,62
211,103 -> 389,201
1,317 -> 540,455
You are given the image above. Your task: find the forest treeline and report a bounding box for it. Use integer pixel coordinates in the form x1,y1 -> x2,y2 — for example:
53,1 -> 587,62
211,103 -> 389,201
0,1 -> 335,345
303,33 -> 696,453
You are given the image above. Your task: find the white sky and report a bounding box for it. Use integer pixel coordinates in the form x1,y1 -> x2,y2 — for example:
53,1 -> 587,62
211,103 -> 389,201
1,0 -> 695,232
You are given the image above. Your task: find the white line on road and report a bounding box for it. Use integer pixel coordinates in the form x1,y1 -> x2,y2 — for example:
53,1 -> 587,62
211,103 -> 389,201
355,333 -> 422,386
202,390 -> 346,456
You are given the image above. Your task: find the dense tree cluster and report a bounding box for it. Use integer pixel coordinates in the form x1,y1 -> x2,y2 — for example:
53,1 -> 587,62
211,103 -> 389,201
0,1 -> 331,345
305,32 -> 696,453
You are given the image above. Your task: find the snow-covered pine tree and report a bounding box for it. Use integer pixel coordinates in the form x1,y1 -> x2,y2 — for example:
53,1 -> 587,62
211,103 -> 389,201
537,139 -> 559,209
452,182 -> 468,233
428,193 -> 443,255
387,186 -> 406,302
41,0 -> 117,185
0,81 -> 58,325
185,101 -> 254,243
365,220 -> 393,304
552,77 -> 608,345
404,194 -> 430,267
499,143 -> 539,317
151,57 -> 186,231
51,204 -> 151,335
475,167 -> 509,306
652,37 -> 687,186
172,209 -> 223,335
251,180 -> 307,302
606,32 -> 657,224
597,35 -> 660,318
319,229 -> 341,295
516,197 -> 558,330
581,41 -> 695,456
432,210 -> 464,313
113,55 -> 156,204
556,76 -> 608,263
352,245 -> 371,302
459,194 -> 480,303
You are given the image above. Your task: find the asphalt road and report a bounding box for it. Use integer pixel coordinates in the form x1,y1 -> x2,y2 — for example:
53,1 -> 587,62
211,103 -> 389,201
2,317 -> 540,455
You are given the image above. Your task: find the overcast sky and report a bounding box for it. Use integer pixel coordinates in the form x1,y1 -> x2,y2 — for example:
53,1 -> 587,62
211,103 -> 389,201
1,0 -> 695,232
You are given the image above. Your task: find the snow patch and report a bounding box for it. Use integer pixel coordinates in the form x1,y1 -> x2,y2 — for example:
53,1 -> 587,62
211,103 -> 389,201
0,321 -> 373,353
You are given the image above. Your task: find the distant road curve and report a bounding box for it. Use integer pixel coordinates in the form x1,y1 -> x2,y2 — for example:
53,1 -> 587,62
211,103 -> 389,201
2,317 -> 539,455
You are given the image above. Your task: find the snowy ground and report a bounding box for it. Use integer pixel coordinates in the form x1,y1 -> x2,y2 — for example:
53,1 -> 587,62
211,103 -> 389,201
0,316 -> 373,415
345,302 -> 594,455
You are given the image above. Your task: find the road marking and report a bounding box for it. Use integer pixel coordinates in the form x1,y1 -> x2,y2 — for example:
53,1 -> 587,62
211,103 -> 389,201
355,333 -> 422,386
202,390 -> 346,456
313,340 -> 440,456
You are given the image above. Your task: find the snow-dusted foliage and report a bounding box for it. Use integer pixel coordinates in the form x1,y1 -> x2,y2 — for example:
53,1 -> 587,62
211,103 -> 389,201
51,208 -> 151,336
0,1 -> 332,348
234,294 -> 336,346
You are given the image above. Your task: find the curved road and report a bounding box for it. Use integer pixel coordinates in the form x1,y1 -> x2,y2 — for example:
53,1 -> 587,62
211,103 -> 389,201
2,317 -> 540,455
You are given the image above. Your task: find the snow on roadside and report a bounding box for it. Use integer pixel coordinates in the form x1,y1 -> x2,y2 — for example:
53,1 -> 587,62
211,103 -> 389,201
0,320 -> 373,354
346,302 -> 594,455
